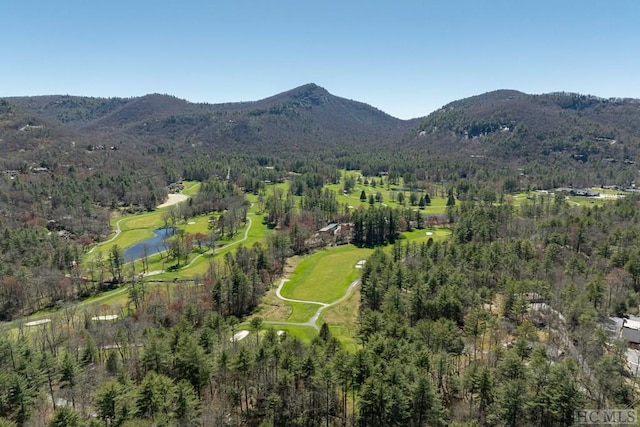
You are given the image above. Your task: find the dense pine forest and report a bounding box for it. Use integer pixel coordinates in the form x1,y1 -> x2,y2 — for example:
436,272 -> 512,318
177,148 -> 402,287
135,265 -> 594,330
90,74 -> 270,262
1,86 -> 640,426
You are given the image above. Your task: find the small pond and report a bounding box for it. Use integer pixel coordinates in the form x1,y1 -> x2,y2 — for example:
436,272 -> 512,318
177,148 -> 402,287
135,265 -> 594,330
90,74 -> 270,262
124,228 -> 176,262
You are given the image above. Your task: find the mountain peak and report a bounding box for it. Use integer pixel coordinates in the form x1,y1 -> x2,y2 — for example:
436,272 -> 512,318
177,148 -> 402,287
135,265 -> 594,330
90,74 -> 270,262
443,89 -> 527,109
284,83 -> 330,100
255,83 -> 332,109
290,83 -> 327,93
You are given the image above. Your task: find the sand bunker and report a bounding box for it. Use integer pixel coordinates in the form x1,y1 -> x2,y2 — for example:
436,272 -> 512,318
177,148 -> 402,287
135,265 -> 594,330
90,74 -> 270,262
25,319 -> 51,326
426,232 -> 433,236
91,314 -> 118,321
231,330 -> 250,342
157,193 -> 188,208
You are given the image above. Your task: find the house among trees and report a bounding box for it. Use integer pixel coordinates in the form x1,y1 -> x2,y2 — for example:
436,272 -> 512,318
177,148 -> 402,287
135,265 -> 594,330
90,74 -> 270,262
423,214 -> 449,228
555,187 -> 600,197
314,223 -> 354,246
621,319 -> 640,344
335,223 -> 354,244
318,223 -> 339,238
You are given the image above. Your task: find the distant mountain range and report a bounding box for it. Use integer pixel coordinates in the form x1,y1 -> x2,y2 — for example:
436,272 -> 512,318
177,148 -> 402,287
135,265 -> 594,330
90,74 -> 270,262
3,84 -> 640,177
3,84 -> 417,157
408,90 -> 640,165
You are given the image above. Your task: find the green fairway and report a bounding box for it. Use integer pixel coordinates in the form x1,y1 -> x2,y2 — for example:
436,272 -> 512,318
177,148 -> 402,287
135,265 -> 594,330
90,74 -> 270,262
235,323 -> 319,342
320,284 -> 361,351
399,226 -> 451,244
262,324 -> 319,341
87,208 -> 172,265
326,178 -> 449,216
150,208 -> 271,280
76,173 -> 455,351
328,325 -> 359,351
181,214 -> 212,235
566,196 -> 607,208
181,181 -> 201,196
251,244 -> 373,348
287,302 -> 322,323
281,246 -> 372,303
85,182 -> 275,282
116,211 -> 165,231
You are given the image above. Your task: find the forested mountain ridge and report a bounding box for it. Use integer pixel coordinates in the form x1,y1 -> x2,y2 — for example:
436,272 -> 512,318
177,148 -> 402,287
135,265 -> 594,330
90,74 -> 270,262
4,85 -> 640,426
2,86 -> 640,267
5,84 -> 415,156
409,90 -> 640,176
6,86 -> 640,190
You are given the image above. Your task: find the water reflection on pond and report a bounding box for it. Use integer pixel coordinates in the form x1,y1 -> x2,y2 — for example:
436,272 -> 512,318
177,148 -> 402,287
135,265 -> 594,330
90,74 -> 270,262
124,228 -> 176,262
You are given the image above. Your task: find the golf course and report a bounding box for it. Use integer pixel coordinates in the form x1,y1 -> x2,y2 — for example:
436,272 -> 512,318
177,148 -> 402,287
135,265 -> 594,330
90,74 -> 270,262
5,174 -> 453,349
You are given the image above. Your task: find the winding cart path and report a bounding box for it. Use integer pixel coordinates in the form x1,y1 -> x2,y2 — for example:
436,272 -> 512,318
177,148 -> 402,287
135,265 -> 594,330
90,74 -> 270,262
264,278 -> 360,331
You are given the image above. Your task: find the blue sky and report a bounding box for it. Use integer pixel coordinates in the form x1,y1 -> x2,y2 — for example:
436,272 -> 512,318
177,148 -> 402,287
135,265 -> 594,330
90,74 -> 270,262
2,0 -> 639,119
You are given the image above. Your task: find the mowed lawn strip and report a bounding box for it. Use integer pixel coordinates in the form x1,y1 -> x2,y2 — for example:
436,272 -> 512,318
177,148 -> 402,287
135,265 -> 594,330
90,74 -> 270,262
399,227 -> 451,245
118,211 -> 165,231
181,181 -> 201,196
321,286 -> 361,351
281,246 -> 372,304
100,229 -> 155,255
263,324 -> 319,341
286,302 -> 320,323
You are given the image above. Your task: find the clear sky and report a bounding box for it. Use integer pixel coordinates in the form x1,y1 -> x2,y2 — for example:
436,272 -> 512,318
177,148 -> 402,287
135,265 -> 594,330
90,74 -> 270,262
2,0 -> 639,119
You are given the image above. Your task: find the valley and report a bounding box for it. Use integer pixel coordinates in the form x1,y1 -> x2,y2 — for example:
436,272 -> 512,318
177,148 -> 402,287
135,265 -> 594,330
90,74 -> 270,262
6,172 -> 452,347
1,86 -> 640,426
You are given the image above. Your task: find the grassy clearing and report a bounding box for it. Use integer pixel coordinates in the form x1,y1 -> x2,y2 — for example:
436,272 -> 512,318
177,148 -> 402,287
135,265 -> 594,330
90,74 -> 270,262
80,287 -> 130,308
330,169 -> 453,213
329,326 -> 359,352
321,288 -> 361,351
182,214 -> 214,235
261,324 -> 319,341
236,323 -> 319,342
287,302 -> 321,323
181,181 -> 201,196
326,180 -> 450,216
152,209 -> 272,280
245,212 -> 270,241
399,226 -> 451,245
88,211 -> 167,264
281,246 -> 372,303
117,211 -> 165,231
250,290 -> 291,322
567,196 -> 607,208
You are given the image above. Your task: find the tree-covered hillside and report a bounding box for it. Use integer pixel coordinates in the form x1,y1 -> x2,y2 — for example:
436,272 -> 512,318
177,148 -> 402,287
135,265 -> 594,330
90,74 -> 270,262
1,85 -> 640,425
